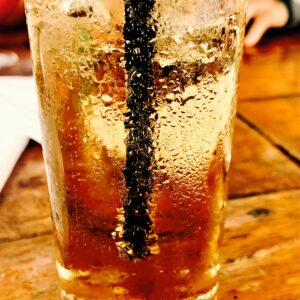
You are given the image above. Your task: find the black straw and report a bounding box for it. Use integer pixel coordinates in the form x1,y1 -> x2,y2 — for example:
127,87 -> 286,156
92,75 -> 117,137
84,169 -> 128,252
122,0 -> 157,258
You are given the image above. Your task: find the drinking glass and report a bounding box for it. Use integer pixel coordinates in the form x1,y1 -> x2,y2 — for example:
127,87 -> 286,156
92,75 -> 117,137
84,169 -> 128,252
25,0 -> 246,299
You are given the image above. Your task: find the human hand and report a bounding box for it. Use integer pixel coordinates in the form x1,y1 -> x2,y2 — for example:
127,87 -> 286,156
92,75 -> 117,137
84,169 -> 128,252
245,0 -> 289,47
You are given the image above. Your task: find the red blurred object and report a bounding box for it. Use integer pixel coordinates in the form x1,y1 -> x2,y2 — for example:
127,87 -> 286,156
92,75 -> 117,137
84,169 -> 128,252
0,0 -> 27,48
0,0 -> 19,20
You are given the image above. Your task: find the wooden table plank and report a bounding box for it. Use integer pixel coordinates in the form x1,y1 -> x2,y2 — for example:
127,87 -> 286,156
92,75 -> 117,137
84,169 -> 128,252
0,145 -> 51,243
0,235 -> 59,300
238,97 -> 300,162
229,119 -> 300,198
1,190 -> 299,299
220,239 -> 300,300
222,190 -> 300,262
220,190 -> 300,299
239,30 -> 300,100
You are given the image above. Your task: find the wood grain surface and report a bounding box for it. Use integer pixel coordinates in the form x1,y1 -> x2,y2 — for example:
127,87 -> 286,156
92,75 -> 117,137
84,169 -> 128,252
239,31 -> 300,100
238,98 -> 300,162
229,119 -> 300,198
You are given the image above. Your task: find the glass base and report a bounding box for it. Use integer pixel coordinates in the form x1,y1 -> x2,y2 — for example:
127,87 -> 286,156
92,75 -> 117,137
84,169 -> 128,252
58,261 -> 219,300
60,283 -> 218,300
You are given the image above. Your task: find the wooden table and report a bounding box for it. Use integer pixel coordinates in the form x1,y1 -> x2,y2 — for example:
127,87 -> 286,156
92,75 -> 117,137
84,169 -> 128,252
1,29 -> 300,300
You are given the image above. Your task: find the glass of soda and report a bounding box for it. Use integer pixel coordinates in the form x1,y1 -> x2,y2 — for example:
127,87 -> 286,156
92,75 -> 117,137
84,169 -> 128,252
25,0 -> 246,299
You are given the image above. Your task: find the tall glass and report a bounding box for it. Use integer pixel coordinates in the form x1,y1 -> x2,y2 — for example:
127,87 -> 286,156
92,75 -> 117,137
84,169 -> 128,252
25,0 -> 246,299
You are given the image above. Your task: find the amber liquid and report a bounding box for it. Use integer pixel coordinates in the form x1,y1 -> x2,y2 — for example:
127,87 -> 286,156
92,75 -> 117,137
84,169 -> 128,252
51,53 -> 229,299
26,2 -> 243,298
56,140 -> 226,300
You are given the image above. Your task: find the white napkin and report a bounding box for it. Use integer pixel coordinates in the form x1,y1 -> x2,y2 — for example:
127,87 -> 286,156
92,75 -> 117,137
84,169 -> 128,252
0,76 -> 41,192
